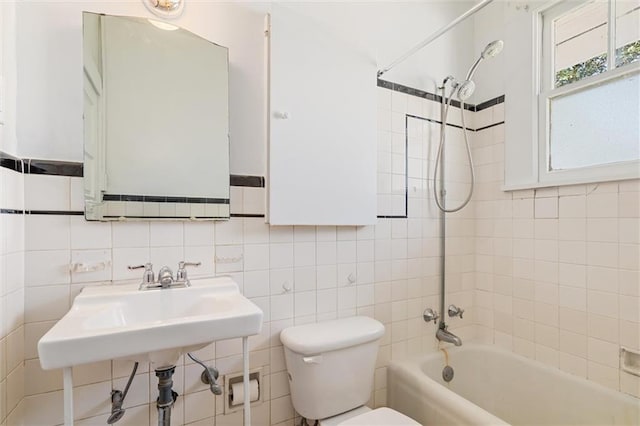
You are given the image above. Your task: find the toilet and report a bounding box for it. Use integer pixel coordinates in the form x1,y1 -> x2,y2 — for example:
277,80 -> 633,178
280,316 -> 420,425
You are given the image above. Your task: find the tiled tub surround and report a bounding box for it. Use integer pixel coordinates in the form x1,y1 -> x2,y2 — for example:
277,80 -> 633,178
388,344 -> 640,425
3,84 -> 637,426
470,110 -> 640,398
0,157 -> 26,425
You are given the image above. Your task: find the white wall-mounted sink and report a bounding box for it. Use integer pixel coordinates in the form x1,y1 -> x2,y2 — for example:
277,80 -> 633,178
38,276 -> 263,370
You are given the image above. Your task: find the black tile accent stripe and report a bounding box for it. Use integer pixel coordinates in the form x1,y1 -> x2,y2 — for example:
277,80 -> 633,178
406,114 -> 505,133
29,210 -> 84,216
230,175 -> 265,188
475,95 -> 505,112
0,209 -> 85,215
377,215 -> 408,219
0,152 -> 23,173
231,213 -> 266,218
102,215 -> 228,220
377,79 -> 476,111
475,121 -> 506,132
377,78 -> 505,114
1,153 -> 267,190
0,208 -> 24,214
102,194 -> 230,204
27,159 -> 83,177
406,114 -> 470,132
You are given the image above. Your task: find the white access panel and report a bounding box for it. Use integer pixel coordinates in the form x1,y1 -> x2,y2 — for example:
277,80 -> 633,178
267,6 -> 377,225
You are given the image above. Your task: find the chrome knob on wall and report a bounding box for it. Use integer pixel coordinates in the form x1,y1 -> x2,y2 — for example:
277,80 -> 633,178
423,308 -> 439,324
448,304 -> 464,319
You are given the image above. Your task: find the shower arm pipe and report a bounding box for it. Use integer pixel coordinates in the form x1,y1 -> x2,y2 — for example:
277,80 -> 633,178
377,0 -> 494,78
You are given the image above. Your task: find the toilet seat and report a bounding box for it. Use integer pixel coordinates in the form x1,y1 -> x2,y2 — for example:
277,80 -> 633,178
338,408 -> 420,426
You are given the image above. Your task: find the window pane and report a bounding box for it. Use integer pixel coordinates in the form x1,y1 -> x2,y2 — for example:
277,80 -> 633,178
615,1 -> 640,67
554,1 -> 609,87
549,73 -> 640,171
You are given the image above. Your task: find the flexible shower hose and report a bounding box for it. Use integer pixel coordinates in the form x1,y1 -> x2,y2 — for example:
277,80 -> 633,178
433,88 -> 475,213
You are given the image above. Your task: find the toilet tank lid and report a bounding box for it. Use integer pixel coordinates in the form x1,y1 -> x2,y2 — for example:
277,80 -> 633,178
280,316 -> 385,355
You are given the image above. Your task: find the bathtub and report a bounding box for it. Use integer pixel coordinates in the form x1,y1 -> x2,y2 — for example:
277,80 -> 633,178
388,344 -> 640,425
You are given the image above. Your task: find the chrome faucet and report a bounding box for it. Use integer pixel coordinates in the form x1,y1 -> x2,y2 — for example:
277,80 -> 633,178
176,261 -> 201,284
436,326 -> 462,346
129,261 -> 201,290
424,307 -> 462,346
157,266 -> 174,289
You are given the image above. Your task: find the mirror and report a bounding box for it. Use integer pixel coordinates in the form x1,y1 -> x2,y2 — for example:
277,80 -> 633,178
83,12 -> 230,221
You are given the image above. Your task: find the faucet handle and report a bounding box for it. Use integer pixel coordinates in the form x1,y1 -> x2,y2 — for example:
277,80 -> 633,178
128,263 -> 154,284
176,261 -> 201,282
423,308 -> 439,324
448,304 -> 464,319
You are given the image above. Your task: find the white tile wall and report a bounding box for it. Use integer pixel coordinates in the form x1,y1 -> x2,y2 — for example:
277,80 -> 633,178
472,107 -> 640,398
7,87 -> 478,425
5,85 -> 638,426
0,165 -> 25,425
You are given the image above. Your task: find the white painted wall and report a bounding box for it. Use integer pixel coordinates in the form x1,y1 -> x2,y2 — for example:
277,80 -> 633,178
472,0 -> 506,103
15,1 -> 265,176
15,1 -> 476,174
1,1 -> 17,155
253,1 -> 476,95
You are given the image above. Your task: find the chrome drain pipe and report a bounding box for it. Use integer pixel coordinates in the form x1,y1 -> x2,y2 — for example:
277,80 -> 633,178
155,366 -> 178,426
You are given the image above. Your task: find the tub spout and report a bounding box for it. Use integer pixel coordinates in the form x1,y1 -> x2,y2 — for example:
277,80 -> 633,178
436,327 -> 462,346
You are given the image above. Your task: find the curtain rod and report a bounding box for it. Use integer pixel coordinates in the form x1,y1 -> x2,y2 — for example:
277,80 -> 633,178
377,0 -> 495,78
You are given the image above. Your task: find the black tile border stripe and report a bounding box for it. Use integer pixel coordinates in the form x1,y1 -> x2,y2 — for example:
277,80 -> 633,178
377,78 -> 505,113
0,152 -> 23,173
102,215 -> 228,220
0,155 -> 267,189
29,210 -> 85,216
27,159 -> 83,177
476,95 -> 505,112
378,78 -> 475,111
0,208 -> 265,219
102,194 -> 230,204
0,208 -> 24,214
230,175 -> 265,188
406,114 -> 470,132
475,121 -> 506,132
0,209 -> 86,215
406,114 -> 505,133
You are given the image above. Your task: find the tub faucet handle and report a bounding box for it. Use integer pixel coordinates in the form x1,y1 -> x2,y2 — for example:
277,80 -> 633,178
423,308 -> 439,324
448,304 -> 464,319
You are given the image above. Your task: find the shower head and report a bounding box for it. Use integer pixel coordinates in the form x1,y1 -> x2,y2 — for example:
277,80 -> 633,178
457,80 -> 476,101
466,39 -> 504,81
481,40 -> 504,59
456,39 -> 504,100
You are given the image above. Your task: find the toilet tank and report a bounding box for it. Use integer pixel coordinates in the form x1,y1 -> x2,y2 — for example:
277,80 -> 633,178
280,317 -> 385,420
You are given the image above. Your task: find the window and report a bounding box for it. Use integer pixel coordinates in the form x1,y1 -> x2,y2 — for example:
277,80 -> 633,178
538,0 -> 640,185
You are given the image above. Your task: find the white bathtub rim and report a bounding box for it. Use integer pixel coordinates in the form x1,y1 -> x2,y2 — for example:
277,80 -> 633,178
388,359 -> 509,425
391,343 -> 640,412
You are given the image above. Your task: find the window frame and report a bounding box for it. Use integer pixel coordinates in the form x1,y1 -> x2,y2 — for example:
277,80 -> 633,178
536,0 -> 640,186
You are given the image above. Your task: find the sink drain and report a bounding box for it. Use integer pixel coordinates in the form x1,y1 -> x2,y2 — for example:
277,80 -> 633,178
442,365 -> 454,382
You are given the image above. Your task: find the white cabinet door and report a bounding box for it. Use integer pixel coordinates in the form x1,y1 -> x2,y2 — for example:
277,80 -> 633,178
266,6 -> 377,225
